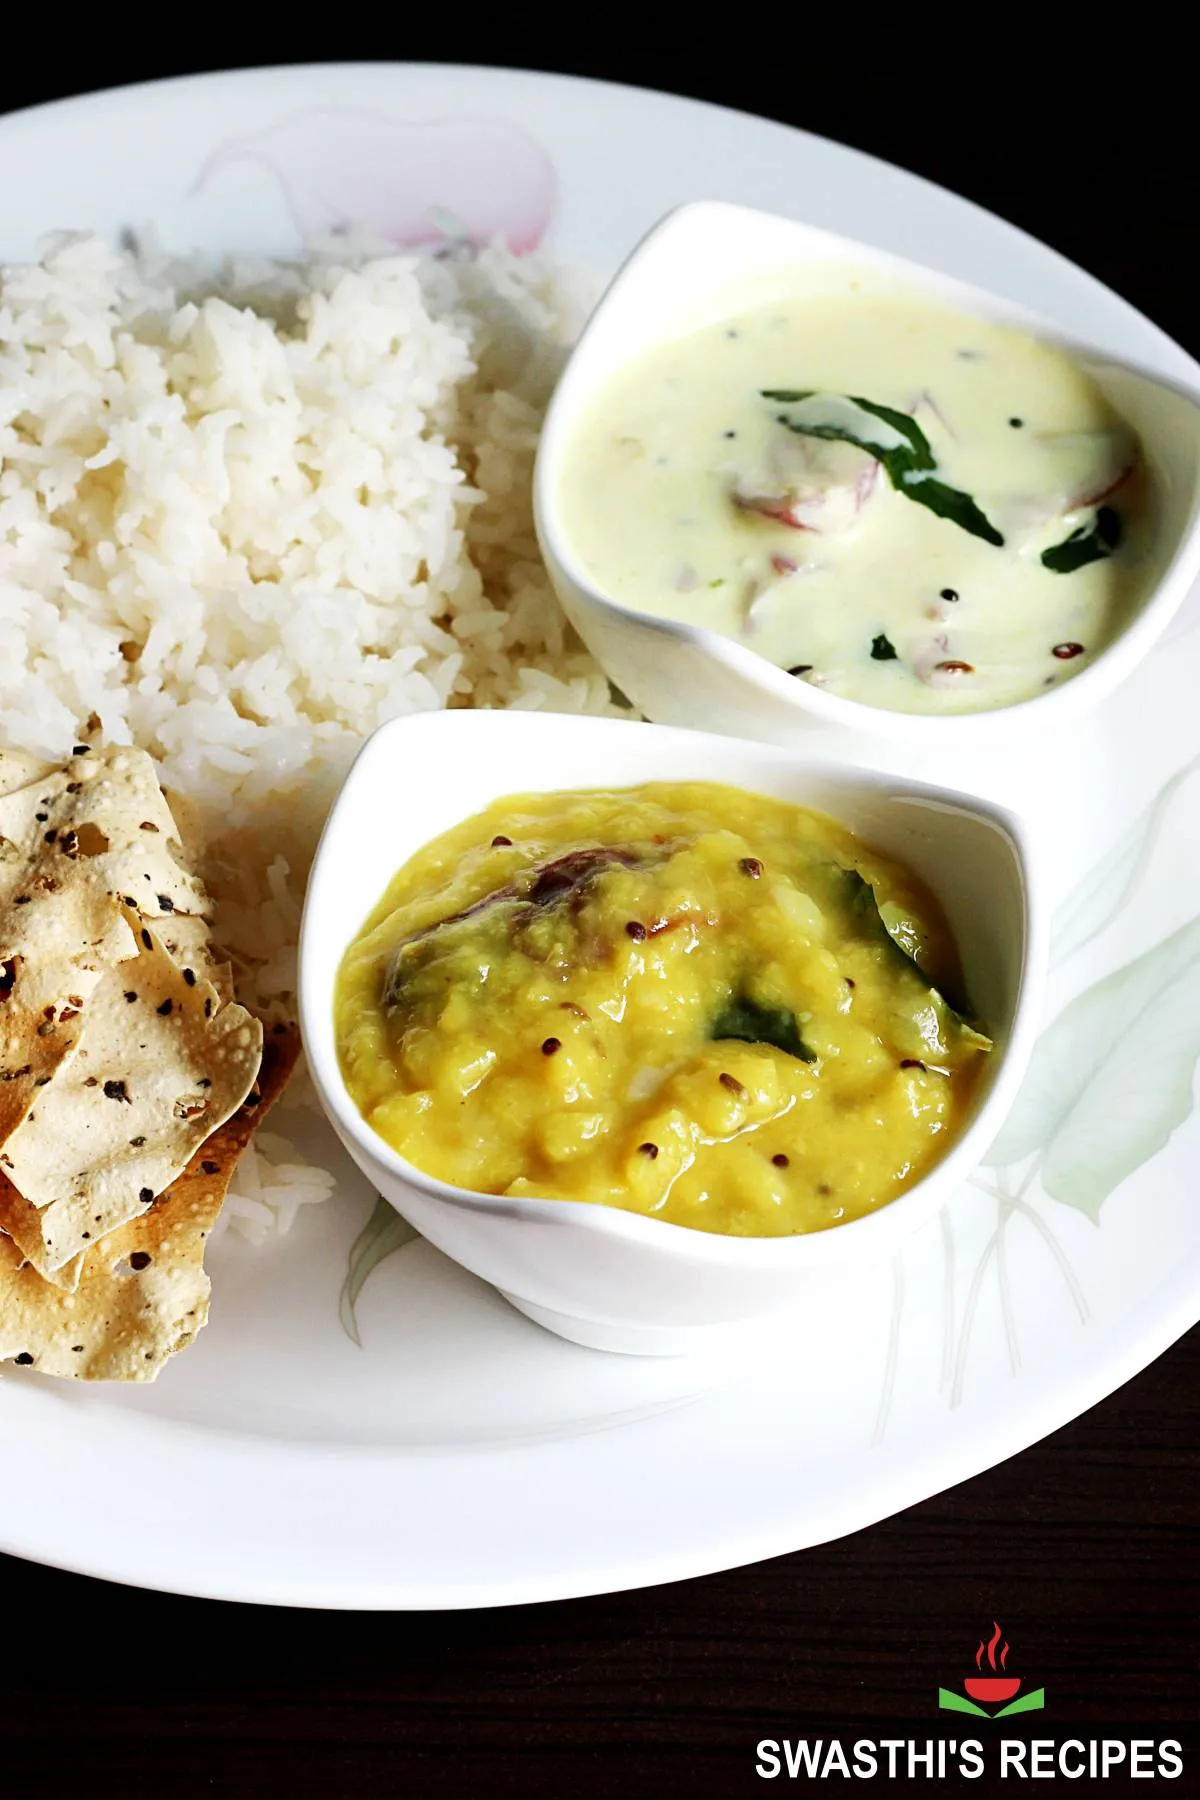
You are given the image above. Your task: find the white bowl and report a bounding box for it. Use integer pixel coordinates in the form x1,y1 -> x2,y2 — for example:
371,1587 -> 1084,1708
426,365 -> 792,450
299,711 -> 1045,1355
534,201 -> 1200,751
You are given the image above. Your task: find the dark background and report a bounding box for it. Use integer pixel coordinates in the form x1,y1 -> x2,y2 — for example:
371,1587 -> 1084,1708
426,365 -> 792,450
2,39 -> 1196,1800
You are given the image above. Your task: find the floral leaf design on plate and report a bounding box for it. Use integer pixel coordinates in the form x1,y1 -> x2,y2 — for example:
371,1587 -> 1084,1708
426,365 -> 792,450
192,109 -> 556,252
339,1195 -> 420,1347
1051,751 -> 1200,962
986,911 -> 1200,1219
932,745 -> 1200,1415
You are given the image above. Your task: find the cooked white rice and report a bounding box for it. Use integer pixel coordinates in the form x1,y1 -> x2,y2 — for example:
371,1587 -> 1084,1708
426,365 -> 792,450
0,229 -> 619,1239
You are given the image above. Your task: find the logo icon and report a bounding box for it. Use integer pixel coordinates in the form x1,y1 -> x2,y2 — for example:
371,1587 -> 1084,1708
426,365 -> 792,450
938,1622 -> 1046,1719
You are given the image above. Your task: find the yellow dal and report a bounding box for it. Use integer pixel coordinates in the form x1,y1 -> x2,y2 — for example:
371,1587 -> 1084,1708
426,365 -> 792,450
335,782 -> 988,1236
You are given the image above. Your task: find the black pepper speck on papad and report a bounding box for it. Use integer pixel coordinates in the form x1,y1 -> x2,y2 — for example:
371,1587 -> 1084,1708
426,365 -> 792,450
0,1029 -> 298,1381
0,746 -> 261,1283
0,745 -> 216,1148
0,917 -> 262,1279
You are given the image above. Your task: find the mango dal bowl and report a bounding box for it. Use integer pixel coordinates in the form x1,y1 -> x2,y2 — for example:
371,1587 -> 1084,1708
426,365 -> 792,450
299,712 -> 1045,1356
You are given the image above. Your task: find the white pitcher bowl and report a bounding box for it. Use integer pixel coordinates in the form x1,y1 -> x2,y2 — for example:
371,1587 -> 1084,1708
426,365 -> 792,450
534,200 -> 1200,751
299,711 -> 1045,1355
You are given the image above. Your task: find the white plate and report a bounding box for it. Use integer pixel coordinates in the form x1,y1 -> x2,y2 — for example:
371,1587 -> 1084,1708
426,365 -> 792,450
2,64 -> 1198,1609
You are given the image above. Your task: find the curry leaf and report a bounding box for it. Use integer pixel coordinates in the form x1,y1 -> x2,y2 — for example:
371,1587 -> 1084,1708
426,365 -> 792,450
762,389 -> 1004,546
339,1194 -> 419,1346
850,396 -> 938,464
762,390 -> 936,468
871,633 -> 898,661
899,473 -> 1005,544
843,869 -> 987,1042
711,995 -> 815,1062
985,910 -> 1200,1216
1041,504 -> 1121,573
845,868 -> 940,986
